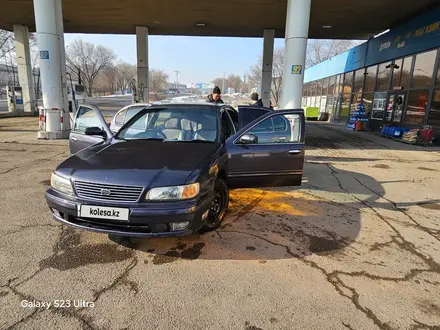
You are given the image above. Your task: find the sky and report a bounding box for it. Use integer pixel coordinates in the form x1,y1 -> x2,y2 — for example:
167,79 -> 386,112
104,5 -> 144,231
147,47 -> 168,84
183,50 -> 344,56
64,34 -> 285,84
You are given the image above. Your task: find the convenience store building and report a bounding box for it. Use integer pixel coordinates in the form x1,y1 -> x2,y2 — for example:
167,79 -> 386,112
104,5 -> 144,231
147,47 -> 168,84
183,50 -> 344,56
303,6 -> 440,133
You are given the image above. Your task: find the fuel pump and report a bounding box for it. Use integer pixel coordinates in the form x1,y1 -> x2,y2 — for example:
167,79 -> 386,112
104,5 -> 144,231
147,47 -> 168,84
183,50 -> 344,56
6,86 -> 24,112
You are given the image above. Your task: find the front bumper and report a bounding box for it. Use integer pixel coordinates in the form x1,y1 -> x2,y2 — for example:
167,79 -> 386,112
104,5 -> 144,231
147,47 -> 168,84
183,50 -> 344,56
45,189 -> 213,237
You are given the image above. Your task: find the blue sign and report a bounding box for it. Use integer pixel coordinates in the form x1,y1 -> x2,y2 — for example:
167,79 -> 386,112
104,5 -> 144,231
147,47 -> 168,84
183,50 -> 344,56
366,8 -> 440,66
291,65 -> 303,74
16,99 -> 23,105
40,51 -> 49,60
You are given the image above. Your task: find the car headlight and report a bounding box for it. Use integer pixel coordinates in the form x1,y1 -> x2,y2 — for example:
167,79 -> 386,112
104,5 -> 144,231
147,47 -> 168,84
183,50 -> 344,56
146,183 -> 200,201
50,173 -> 73,195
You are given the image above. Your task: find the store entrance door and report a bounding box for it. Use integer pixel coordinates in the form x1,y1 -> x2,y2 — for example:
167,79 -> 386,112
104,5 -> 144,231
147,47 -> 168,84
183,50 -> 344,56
385,92 -> 406,125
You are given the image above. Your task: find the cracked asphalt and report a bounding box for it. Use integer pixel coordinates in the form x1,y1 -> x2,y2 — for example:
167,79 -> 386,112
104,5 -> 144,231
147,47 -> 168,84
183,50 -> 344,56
1,118 -> 440,330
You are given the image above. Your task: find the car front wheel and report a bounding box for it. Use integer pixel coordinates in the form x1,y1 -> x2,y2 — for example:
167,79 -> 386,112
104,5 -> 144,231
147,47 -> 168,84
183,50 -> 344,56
202,178 -> 229,231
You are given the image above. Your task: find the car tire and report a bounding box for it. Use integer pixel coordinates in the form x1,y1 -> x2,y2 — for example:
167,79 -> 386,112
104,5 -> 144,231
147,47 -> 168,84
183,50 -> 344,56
201,178 -> 229,232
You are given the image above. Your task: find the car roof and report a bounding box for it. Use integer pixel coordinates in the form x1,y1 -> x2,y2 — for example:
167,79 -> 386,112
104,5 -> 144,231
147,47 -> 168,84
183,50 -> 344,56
150,101 -> 223,107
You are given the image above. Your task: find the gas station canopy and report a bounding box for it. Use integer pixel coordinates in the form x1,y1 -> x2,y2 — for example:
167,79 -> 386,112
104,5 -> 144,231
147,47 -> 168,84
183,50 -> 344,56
0,0 -> 438,39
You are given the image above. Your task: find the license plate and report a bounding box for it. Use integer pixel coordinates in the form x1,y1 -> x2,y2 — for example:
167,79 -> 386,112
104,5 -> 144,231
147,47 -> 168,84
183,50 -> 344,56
79,205 -> 129,221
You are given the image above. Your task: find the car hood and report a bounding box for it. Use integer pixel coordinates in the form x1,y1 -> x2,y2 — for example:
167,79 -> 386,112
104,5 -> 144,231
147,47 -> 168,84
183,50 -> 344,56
56,140 -> 220,187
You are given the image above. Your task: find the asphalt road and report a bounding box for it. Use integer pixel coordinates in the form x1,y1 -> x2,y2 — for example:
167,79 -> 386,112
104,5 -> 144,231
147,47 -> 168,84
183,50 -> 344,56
0,94 -> 251,116
1,119 -> 440,329
0,96 -> 132,116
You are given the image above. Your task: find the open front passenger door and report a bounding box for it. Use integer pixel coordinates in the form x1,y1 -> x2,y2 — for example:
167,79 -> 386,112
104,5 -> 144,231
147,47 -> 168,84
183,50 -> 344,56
226,109 -> 305,188
69,104 -> 113,154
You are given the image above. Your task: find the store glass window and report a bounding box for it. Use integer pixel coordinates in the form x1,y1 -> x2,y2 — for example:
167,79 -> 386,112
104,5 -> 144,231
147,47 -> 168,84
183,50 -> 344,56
376,62 -> 392,91
336,74 -> 343,93
311,82 -> 317,96
326,95 -> 335,114
353,69 -> 365,93
405,90 -> 429,125
316,96 -> 321,109
411,50 -> 437,88
322,77 -> 329,96
350,93 -> 362,111
328,76 -> 336,94
362,93 -> 374,119
340,93 -> 351,122
343,71 -> 354,93
428,89 -> 440,126
307,83 -> 313,97
391,59 -> 403,88
316,80 -> 323,97
365,65 -> 377,92
371,92 -> 387,120
436,64 -> 440,88
401,56 -> 413,89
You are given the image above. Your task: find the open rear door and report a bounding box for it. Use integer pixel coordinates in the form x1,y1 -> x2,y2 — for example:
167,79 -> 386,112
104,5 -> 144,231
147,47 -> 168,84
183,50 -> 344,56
226,109 -> 305,189
237,105 -> 272,129
69,104 -> 113,154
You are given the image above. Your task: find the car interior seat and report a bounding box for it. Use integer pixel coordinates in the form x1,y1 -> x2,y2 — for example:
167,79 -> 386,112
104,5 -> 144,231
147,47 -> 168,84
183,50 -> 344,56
194,116 -> 217,141
181,119 -> 199,140
162,118 -> 185,140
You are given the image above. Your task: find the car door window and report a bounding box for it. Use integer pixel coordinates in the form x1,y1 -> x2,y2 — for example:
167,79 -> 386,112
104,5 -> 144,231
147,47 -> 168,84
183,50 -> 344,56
74,106 -> 105,132
227,109 -> 239,130
124,106 -> 145,124
221,111 -> 235,140
115,110 -> 126,125
238,107 -> 271,128
245,113 -> 301,144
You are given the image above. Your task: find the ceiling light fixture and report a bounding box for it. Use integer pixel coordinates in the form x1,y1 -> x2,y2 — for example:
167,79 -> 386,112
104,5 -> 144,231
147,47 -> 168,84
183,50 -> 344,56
196,23 -> 206,27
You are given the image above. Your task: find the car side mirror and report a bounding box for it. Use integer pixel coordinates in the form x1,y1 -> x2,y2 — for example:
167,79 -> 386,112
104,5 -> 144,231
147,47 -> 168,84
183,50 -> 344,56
239,134 -> 258,144
85,126 -> 106,138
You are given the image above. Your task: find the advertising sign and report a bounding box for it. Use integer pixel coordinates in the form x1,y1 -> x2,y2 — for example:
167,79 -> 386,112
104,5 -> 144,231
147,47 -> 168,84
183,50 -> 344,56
291,65 -> 303,74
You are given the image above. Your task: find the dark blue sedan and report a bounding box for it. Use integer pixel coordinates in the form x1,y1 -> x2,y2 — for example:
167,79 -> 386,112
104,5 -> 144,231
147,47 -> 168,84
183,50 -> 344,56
46,103 -> 305,237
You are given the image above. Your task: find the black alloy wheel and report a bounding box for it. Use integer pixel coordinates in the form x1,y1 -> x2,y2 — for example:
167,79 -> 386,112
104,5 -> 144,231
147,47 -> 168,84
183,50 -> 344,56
202,178 -> 229,231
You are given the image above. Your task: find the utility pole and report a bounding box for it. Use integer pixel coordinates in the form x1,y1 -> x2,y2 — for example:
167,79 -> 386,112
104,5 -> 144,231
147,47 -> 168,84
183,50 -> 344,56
222,72 -> 226,93
243,74 -> 247,93
174,70 -> 180,89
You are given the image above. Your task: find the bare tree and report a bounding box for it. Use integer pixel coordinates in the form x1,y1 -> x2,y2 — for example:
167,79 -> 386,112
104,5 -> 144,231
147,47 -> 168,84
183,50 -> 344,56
149,69 -> 168,93
248,48 -> 284,105
115,62 -> 136,94
102,65 -> 117,94
306,39 -> 362,68
226,74 -> 242,92
0,30 -> 15,62
66,38 -> 116,96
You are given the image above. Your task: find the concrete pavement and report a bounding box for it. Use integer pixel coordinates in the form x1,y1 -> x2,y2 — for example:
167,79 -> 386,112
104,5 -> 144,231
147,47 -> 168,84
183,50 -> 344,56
0,119 -> 440,329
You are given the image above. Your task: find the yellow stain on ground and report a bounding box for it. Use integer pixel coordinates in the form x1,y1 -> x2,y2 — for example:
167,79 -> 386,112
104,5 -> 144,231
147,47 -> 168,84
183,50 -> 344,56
229,189 -> 312,216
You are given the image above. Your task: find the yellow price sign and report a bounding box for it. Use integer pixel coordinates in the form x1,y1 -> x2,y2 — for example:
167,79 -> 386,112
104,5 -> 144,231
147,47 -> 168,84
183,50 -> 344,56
291,65 -> 303,75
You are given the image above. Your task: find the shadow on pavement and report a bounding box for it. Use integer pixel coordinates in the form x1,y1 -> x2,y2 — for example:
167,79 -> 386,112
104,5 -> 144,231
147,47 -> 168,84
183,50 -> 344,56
306,122 -> 440,152
110,167 -> 383,263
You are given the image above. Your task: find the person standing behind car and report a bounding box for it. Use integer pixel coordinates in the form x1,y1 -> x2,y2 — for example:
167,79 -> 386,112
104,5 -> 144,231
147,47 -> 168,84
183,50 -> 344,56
207,86 -> 224,104
251,92 -> 264,106
251,92 -> 273,109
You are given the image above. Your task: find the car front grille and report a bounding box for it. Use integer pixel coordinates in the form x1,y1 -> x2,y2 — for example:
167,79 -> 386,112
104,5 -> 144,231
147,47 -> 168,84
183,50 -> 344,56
74,181 -> 144,202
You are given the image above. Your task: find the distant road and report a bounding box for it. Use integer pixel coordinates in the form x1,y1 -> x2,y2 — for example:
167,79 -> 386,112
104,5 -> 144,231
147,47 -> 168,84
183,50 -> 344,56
0,95 -> 133,116
0,93 -> 220,117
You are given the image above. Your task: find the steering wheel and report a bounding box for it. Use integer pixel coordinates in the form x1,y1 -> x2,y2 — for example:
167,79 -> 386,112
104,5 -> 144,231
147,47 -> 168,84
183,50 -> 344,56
133,129 -> 167,140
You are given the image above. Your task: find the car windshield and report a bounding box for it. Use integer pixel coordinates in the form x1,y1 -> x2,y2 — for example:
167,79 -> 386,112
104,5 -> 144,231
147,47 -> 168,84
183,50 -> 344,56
116,107 -> 218,142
